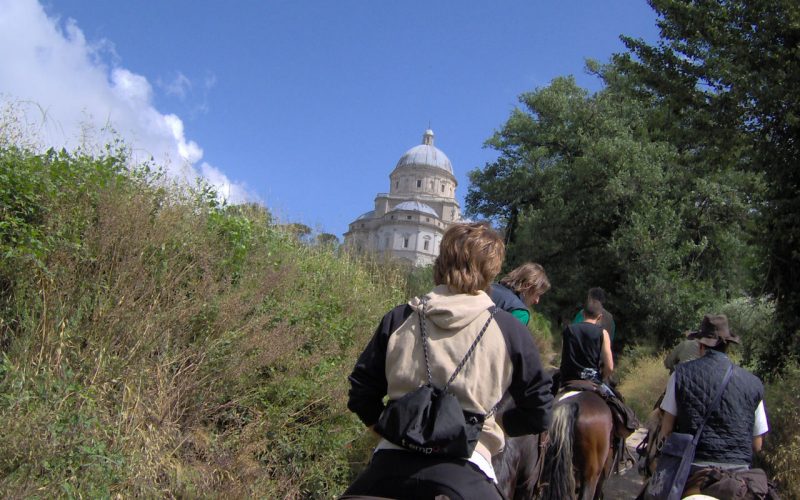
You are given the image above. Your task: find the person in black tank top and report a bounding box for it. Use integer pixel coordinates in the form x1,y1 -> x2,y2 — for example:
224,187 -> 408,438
560,298 -> 614,384
558,298 -> 640,475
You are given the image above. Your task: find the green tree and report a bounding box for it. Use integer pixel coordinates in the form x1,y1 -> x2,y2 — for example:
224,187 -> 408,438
282,222 -> 312,243
315,232 -> 339,247
613,0 -> 800,370
467,76 -> 760,346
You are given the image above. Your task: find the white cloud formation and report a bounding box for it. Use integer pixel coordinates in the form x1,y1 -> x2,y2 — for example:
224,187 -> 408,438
0,0 -> 253,203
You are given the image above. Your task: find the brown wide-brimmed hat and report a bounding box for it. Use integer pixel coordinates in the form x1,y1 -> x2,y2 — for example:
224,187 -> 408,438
687,314 -> 741,347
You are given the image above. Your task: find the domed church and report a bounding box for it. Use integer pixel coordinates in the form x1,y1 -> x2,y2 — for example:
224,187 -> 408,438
344,129 -> 462,266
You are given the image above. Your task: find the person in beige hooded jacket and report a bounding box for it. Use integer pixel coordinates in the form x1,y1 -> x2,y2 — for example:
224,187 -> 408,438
343,223 -> 553,500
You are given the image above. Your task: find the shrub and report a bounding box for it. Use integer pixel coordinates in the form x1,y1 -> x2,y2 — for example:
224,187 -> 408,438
0,144 -> 406,497
404,264 -> 434,300
719,296 -> 778,377
529,311 -> 557,368
761,362 -> 800,499
616,348 -> 670,421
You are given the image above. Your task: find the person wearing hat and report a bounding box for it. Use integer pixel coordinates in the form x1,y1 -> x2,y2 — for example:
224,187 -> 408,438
656,314 -> 769,488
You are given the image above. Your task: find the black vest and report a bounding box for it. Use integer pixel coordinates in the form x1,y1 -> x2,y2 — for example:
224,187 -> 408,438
489,283 -> 527,315
560,322 -> 603,382
674,350 -> 764,465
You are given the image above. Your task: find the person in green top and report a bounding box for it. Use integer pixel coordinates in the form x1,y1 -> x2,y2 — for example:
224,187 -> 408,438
572,287 -> 616,343
663,337 -> 702,373
489,262 -> 551,326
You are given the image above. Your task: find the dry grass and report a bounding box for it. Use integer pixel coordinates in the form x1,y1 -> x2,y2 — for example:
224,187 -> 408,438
616,350 -> 670,423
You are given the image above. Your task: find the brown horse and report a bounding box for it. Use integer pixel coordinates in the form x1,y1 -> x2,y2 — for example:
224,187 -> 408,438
493,433 -> 546,499
539,391 -> 615,500
491,392 -> 548,499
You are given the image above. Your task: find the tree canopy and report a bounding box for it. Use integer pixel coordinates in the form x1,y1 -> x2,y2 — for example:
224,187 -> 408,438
467,75 -> 760,346
615,0 -> 800,369
468,0 -> 799,367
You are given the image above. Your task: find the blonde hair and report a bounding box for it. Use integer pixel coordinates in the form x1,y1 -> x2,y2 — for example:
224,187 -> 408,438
499,262 -> 551,297
433,223 -> 505,294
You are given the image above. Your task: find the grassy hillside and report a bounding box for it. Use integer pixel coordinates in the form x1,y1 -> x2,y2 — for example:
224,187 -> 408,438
0,144 -> 407,497
1,142 -> 796,498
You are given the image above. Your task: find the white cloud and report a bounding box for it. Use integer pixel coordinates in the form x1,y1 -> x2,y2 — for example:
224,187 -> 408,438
204,73 -> 217,91
200,162 -> 254,205
0,0 -> 253,203
161,71 -> 192,100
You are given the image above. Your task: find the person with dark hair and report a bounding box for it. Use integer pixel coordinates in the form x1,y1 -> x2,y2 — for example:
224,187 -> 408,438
560,298 -> 614,386
489,262 -> 551,326
558,297 -> 639,473
572,287 -> 616,343
343,223 -> 553,500
654,314 -> 773,498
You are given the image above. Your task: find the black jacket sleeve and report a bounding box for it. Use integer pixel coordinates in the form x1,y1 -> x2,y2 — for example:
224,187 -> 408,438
494,310 -> 554,436
347,304 -> 413,427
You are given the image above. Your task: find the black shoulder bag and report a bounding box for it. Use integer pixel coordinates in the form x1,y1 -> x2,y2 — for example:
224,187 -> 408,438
645,363 -> 734,500
373,303 -> 497,459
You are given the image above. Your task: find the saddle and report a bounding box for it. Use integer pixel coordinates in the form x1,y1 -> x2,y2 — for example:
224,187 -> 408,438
560,379 -> 640,439
683,466 -> 780,500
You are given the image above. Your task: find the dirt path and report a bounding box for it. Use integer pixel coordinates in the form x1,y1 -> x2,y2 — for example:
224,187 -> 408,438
603,427 -> 647,499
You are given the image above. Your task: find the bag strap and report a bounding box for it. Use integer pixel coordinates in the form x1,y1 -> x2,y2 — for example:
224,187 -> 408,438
418,298 -> 496,392
693,363 -> 734,445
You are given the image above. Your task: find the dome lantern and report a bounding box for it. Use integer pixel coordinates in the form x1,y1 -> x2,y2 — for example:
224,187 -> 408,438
394,128 -> 453,174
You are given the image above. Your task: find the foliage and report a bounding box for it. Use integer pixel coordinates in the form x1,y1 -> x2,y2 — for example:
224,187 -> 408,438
282,222 -> 313,243
0,144 -> 406,497
616,349 -> 670,424
761,362 -> 800,498
615,0 -> 800,370
404,264 -> 434,300
0,145 -> 128,274
719,296 -> 777,377
467,76 -> 760,348
315,232 -> 340,247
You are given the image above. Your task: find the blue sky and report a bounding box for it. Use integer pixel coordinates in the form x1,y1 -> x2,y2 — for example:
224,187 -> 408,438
1,1 -> 660,238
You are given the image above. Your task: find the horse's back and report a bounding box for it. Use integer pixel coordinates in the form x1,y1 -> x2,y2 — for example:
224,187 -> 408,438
573,391 -> 614,431
493,433 -> 542,500
541,391 -> 615,500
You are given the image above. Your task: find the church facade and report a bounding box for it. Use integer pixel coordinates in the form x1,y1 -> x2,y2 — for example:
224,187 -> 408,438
344,129 -> 461,266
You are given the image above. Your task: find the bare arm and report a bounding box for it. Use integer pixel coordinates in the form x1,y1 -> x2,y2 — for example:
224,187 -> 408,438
753,435 -> 764,454
601,329 -> 614,380
659,411 -> 676,439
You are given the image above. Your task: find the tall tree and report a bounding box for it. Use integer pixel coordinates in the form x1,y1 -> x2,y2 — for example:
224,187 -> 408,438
467,76 -> 761,346
614,0 -> 800,369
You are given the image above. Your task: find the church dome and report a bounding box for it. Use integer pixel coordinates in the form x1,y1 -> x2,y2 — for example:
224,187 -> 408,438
394,129 -> 453,174
391,201 -> 438,217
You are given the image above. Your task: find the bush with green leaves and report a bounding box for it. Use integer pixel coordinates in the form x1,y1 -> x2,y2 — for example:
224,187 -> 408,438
0,144 -> 406,497
761,362 -> 800,498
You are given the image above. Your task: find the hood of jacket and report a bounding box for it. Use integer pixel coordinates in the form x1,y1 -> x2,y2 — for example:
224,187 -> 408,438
409,284 -> 495,331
